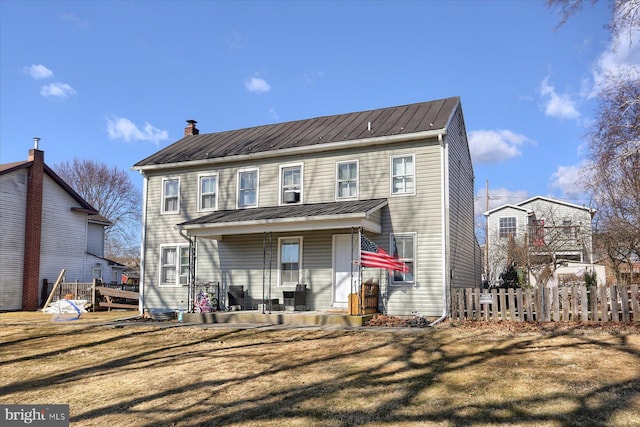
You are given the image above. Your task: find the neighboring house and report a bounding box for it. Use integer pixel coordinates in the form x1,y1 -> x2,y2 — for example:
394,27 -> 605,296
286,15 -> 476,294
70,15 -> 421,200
134,97 -> 481,317
0,144 -> 125,310
484,196 -> 599,287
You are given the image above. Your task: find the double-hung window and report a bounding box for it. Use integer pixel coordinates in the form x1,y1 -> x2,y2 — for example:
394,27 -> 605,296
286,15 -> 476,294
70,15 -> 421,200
199,174 -> 218,211
162,178 -> 179,214
391,233 -> 416,284
336,160 -> 358,200
280,164 -> 302,204
279,237 -> 302,286
160,244 -> 190,286
391,154 -> 415,195
238,169 -> 258,208
499,217 -> 517,238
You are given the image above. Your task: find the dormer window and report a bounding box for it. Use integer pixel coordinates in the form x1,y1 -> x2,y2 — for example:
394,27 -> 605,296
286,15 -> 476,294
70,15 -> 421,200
280,164 -> 302,204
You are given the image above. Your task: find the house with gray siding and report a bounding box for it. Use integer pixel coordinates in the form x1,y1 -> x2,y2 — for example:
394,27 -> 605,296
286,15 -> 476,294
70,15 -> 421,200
484,196 -> 598,287
0,145 -> 125,310
134,97 -> 481,318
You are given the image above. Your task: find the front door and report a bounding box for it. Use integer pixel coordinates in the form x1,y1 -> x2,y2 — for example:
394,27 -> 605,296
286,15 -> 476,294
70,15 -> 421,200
333,234 -> 358,307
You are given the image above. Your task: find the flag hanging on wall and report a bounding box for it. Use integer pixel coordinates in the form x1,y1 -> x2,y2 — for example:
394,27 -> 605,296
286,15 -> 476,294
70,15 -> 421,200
360,235 -> 408,272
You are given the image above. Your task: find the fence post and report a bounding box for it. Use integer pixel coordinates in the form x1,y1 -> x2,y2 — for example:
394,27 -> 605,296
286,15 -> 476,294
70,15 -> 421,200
610,286 -> 619,322
92,278 -> 97,312
620,286 -> 630,322
631,285 -> 639,322
580,286 -> 588,322
515,289 -> 523,322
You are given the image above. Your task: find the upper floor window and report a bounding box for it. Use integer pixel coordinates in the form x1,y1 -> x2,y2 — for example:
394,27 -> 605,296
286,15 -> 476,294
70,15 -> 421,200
391,154 -> 415,195
238,169 -> 258,208
499,217 -> 516,238
162,178 -> 179,214
279,237 -> 302,286
336,160 -> 358,200
391,233 -> 416,284
280,164 -> 302,204
160,244 -> 189,287
199,174 -> 218,211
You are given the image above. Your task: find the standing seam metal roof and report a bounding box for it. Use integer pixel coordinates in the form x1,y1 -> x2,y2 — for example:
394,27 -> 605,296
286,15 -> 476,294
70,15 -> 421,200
135,97 -> 459,167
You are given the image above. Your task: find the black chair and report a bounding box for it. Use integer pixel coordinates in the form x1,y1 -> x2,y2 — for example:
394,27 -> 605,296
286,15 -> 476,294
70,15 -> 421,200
227,285 -> 245,310
283,284 -> 307,311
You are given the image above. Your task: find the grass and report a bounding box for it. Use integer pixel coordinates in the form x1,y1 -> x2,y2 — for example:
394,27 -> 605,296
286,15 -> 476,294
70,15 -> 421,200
1,311 -> 639,426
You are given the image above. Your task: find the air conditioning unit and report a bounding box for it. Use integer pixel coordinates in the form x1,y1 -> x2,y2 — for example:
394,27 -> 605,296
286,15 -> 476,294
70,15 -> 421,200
283,191 -> 300,203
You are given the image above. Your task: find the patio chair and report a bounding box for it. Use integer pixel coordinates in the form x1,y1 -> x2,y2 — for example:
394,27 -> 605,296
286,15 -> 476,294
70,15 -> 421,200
227,285 -> 245,310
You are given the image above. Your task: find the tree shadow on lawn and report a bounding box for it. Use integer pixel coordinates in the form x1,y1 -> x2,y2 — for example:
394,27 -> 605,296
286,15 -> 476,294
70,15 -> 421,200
75,326 -> 640,426
2,323 -> 639,426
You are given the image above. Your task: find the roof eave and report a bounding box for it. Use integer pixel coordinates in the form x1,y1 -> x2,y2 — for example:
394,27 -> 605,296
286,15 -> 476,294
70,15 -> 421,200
133,129 -> 445,173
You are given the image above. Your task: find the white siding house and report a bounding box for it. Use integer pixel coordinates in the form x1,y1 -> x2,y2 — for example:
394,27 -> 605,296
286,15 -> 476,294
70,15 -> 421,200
484,196 -> 597,287
134,98 -> 481,318
0,147 -> 125,310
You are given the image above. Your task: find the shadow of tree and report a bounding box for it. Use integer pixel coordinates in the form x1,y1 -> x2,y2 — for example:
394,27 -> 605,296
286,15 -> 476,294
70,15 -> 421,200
1,322 -> 638,426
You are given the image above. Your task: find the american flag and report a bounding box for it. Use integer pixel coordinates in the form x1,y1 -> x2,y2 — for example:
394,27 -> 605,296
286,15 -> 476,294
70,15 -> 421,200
360,235 -> 408,272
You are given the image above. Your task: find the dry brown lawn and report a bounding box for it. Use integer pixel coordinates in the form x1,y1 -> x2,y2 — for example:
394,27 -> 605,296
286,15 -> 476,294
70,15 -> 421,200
1,311 -> 639,427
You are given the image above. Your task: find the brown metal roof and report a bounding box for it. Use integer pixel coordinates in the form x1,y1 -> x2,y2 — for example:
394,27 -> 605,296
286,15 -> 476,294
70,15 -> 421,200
135,97 -> 460,167
178,198 -> 388,227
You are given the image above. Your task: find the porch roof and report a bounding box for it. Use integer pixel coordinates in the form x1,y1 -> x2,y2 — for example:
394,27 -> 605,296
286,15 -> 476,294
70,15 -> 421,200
176,198 -> 388,239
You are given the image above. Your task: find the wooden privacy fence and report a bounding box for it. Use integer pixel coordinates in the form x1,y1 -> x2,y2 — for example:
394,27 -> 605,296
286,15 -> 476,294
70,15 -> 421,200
42,278 -> 139,311
451,285 -> 640,322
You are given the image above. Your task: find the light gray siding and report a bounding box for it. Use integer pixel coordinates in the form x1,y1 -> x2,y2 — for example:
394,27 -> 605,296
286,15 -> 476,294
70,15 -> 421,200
87,222 -> 104,256
446,106 -> 481,289
141,135 -> 449,316
40,175 -> 89,284
0,170 -> 28,309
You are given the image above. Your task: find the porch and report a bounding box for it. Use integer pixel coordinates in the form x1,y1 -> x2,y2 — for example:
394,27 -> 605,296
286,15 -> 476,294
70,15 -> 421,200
182,310 -> 375,327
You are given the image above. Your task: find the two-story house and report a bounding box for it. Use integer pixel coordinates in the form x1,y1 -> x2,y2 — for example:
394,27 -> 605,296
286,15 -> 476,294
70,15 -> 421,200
0,143 -> 125,310
484,196 -> 602,287
134,97 -> 481,318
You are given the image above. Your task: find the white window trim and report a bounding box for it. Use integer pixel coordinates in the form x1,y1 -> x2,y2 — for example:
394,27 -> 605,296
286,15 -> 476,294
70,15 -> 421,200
277,236 -> 303,287
389,154 -> 416,196
236,167 -> 259,209
335,159 -> 359,201
159,243 -> 190,287
161,177 -> 180,214
390,232 -> 417,285
279,162 -> 304,205
498,216 -> 517,238
197,172 -> 219,212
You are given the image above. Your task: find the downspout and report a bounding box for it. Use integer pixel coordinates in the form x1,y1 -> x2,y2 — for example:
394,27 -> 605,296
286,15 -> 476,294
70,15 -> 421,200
430,132 -> 449,326
138,172 -> 148,316
179,228 -> 195,313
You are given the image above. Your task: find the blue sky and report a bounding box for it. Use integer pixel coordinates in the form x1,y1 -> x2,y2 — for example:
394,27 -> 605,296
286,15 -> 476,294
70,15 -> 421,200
1,1 -> 635,228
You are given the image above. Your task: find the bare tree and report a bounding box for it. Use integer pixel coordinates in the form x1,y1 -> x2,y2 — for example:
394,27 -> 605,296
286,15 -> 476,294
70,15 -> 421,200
54,158 -> 141,257
548,0 -> 640,284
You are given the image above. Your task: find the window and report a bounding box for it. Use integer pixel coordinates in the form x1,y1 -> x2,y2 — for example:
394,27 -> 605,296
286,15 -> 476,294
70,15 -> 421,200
499,217 -> 517,238
280,164 -> 302,204
336,160 -> 358,199
391,154 -> 415,195
279,237 -> 301,286
160,245 -> 189,286
162,178 -> 179,214
199,174 -> 218,211
238,169 -> 258,208
92,267 -> 103,281
391,233 -> 416,284
111,271 -> 119,284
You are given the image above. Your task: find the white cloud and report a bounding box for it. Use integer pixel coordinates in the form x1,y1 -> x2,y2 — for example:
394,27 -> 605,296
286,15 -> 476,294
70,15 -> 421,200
468,129 -> 534,165
106,116 -> 169,145
301,71 -> 324,84
475,187 -> 529,216
24,64 -> 53,80
245,76 -> 271,94
268,107 -> 279,120
60,13 -> 89,29
591,16 -> 640,94
226,31 -> 248,50
539,76 -> 580,120
40,82 -> 76,99
550,165 -> 585,198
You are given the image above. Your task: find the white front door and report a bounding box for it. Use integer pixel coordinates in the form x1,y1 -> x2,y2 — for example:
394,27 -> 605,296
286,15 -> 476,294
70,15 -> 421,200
333,234 -> 358,307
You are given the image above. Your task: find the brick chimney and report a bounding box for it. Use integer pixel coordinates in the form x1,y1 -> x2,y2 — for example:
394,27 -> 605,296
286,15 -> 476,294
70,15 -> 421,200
23,138 -> 45,310
184,119 -> 199,137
